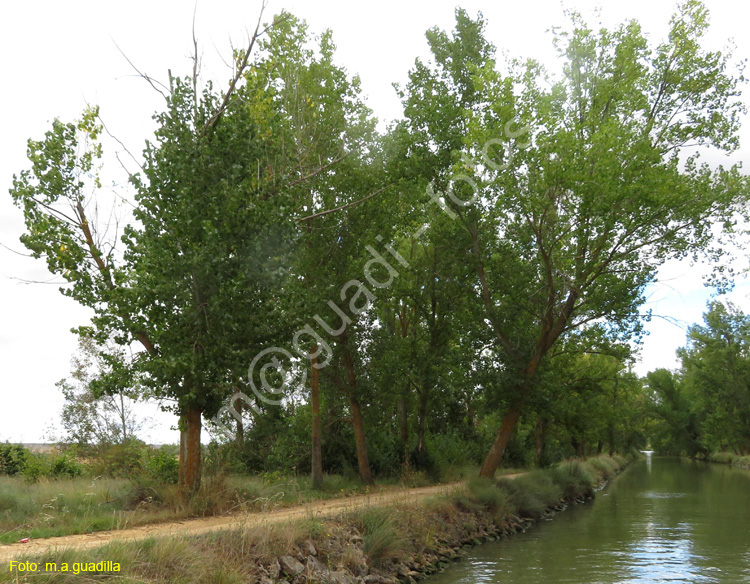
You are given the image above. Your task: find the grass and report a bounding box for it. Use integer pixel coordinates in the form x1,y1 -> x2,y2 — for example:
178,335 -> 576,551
707,452 -> 750,470
0,455 -> 631,583
0,459 -> 614,546
0,476 -> 134,544
350,508 -> 405,564
451,454 -> 628,522
0,468 -> 472,545
0,518 -> 340,583
0,472 -> 363,545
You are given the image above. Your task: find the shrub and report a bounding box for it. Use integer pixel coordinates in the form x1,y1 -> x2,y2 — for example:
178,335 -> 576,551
550,461 -> 596,500
49,453 -> 84,478
586,456 -> 618,477
451,492 -> 484,513
467,478 -> 509,510
0,443 -> 29,476
146,448 -> 179,484
709,452 -> 735,465
21,452 -> 84,482
521,471 -> 563,505
89,440 -> 148,477
465,477 -> 512,520
353,508 -> 405,565
20,453 -> 51,482
612,454 -> 628,467
496,478 -> 544,519
427,432 -> 484,472
409,446 -> 441,482
496,471 -> 565,520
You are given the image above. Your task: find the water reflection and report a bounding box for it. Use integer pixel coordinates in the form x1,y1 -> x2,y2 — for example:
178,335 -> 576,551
641,450 -> 654,472
426,458 -> 750,584
624,518 -> 717,583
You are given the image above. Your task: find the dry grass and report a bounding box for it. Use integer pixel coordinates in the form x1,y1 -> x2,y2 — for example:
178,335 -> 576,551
0,472 -> 381,545
0,455 -> 630,584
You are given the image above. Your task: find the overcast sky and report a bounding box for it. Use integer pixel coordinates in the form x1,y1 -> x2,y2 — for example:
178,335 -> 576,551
1,0 -> 748,444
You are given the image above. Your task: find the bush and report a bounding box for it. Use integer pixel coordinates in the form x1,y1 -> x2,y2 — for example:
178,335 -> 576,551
709,452 -> 735,465
549,461 -> 596,500
497,471 -> 564,520
427,432 -> 484,471
20,452 -> 84,482
409,446 -> 441,482
586,456 -> 618,477
146,448 -> 179,484
465,477 -> 512,520
353,508 -> 405,565
0,443 -> 29,476
49,453 -> 83,478
89,440 -> 148,477
20,453 -> 50,482
496,478 -> 545,519
466,478 -> 509,510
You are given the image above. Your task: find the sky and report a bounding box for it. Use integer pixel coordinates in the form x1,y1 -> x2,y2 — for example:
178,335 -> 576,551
1,0 -> 748,444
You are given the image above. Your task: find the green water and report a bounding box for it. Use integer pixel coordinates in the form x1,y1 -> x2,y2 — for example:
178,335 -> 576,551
427,457 -> 750,583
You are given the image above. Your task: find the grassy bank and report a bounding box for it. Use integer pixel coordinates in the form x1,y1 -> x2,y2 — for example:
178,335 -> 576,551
704,452 -> 750,470
0,455 -> 628,583
0,465 -> 505,545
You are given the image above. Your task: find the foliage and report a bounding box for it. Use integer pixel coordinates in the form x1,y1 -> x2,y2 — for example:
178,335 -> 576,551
21,452 -> 84,482
398,0 -> 748,476
146,448 -> 181,485
0,443 -> 29,476
58,334 -> 145,448
7,2 -> 748,490
646,301 -> 750,456
352,508 -> 405,564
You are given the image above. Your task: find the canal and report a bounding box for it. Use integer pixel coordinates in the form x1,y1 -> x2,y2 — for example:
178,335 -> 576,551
427,457 -> 750,583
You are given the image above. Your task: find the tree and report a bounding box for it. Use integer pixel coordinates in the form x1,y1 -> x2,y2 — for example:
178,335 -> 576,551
679,302 -> 750,453
259,13 -> 385,487
400,2 -> 748,477
58,334 -> 145,447
644,368 -> 705,456
11,7 -> 308,492
125,28 -> 300,491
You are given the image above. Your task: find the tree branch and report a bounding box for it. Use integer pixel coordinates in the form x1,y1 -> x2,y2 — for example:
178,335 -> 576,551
203,0 -> 272,131
298,183 -> 393,222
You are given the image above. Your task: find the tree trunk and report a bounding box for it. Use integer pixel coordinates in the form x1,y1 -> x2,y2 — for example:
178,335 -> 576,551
119,391 -> 128,443
571,435 -> 580,455
349,394 -> 374,486
235,398 -> 244,448
179,408 -> 202,493
534,417 -> 547,467
339,330 -> 374,486
397,394 -> 409,469
608,423 -> 616,456
466,395 -> 476,432
416,384 -> 428,455
178,414 -> 188,486
597,440 -> 604,455
479,405 -> 523,478
397,395 -> 409,448
310,346 -> 324,490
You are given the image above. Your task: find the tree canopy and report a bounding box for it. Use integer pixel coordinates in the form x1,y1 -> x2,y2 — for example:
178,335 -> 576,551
8,1 -> 749,488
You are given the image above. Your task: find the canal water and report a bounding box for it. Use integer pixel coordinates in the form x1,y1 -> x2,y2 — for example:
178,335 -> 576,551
427,457 -> 750,583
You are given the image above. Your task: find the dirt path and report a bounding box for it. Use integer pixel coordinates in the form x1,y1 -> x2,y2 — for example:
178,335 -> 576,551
0,481 -> 482,562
